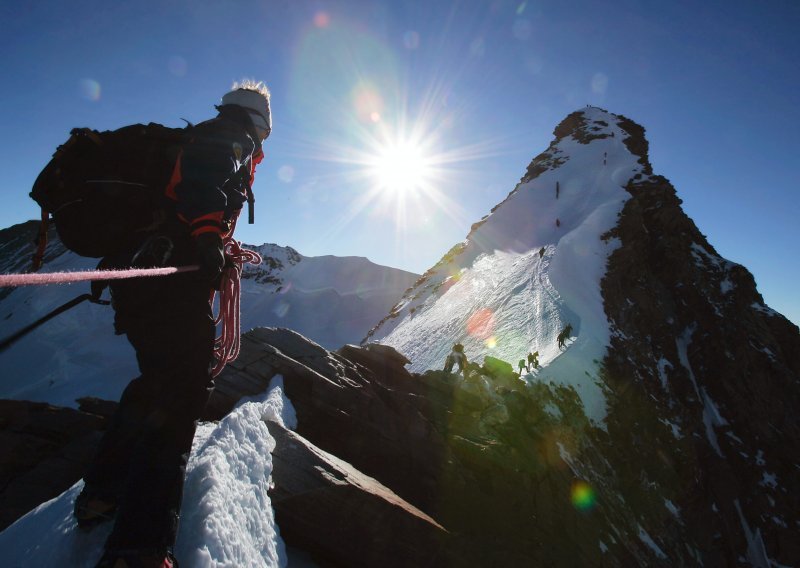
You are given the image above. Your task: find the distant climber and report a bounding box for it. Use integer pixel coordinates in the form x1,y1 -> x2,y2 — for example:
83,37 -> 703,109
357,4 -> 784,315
538,247 -> 545,259
444,343 -> 468,377
527,351 -> 539,371
557,324 -> 573,349
556,181 -> 560,199
518,359 -> 526,375
556,218 -> 561,228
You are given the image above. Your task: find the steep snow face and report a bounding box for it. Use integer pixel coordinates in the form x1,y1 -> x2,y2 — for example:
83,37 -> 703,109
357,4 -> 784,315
0,232 -> 416,407
0,377 -> 296,568
369,108 -> 646,422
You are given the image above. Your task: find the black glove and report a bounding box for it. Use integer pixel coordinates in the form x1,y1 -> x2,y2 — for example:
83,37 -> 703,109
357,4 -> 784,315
195,232 -> 225,285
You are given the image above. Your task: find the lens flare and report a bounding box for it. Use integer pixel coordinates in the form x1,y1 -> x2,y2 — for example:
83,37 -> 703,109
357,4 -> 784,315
571,480 -> 596,511
285,15 -> 508,264
168,56 -> 187,77
79,79 -> 101,102
467,308 -> 495,340
353,85 -> 384,124
403,31 -> 420,49
278,165 -> 295,183
273,302 -> 290,318
313,11 -> 330,28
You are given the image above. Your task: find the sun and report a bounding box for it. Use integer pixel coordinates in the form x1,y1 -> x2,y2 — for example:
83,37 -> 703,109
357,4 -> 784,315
367,141 -> 433,194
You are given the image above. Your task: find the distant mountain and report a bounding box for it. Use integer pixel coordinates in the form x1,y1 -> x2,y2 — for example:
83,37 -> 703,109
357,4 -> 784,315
0,222 -> 417,406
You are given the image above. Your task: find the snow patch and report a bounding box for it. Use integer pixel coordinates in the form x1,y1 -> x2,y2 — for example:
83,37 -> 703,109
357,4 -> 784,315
664,499 -> 681,519
759,472 -> 777,489
656,358 -> 673,390
734,499 -> 772,568
637,525 -> 667,560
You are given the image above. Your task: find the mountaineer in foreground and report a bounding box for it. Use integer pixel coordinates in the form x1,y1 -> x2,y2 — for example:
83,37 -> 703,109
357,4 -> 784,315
70,81 -> 272,568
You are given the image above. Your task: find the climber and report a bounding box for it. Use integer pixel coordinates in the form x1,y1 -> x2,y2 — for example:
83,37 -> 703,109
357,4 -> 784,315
557,324 -> 573,349
527,351 -> 539,371
72,80 -> 272,568
444,343 -> 469,377
518,358 -> 527,375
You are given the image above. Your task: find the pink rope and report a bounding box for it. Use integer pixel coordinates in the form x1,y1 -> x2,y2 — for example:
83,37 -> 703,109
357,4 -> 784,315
210,238 -> 262,377
0,265 -> 199,287
0,235 -> 260,377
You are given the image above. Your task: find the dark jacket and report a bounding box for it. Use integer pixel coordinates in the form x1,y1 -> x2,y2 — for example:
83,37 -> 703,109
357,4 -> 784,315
165,105 -> 263,238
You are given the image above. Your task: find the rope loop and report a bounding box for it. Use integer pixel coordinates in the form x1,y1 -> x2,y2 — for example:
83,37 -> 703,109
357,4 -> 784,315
210,238 -> 262,377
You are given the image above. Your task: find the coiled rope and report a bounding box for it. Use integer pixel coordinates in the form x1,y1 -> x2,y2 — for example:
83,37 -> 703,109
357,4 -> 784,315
210,237 -> 262,377
1,242 -> 263,375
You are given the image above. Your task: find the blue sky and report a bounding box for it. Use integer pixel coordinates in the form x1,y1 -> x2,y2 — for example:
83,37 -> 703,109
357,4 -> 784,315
1,0 -> 798,325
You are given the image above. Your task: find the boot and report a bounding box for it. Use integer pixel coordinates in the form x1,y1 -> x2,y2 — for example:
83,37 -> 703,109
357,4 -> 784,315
95,550 -> 178,568
74,485 -> 118,529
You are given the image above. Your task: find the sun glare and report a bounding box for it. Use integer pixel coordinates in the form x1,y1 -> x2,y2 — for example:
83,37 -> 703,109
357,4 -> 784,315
368,142 -> 432,194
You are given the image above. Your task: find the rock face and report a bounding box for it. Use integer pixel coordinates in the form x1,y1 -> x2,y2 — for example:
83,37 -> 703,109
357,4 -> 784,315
0,398 -> 113,531
267,420 -> 446,568
597,171 -> 800,564
208,328 -> 656,565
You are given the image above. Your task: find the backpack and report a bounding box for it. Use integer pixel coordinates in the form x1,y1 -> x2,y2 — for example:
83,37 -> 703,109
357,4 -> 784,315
30,123 -> 189,259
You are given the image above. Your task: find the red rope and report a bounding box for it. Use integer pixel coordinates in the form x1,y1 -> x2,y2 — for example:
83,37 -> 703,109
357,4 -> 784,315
210,237 -> 262,377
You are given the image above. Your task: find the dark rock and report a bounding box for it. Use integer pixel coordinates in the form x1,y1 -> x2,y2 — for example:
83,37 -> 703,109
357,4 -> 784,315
267,420 -> 446,568
0,399 -> 113,531
596,174 -> 800,567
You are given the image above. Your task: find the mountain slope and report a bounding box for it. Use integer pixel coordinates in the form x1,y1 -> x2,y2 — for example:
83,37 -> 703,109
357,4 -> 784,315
366,107 -> 800,565
0,224 -> 417,406
367,107 -> 641,421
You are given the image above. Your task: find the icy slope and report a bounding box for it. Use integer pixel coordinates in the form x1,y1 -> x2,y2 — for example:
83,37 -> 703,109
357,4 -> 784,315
0,228 -> 417,406
368,108 -> 645,421
0,377 -> 296,568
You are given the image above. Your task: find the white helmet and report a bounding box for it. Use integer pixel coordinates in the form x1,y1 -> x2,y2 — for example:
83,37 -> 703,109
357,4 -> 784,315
221,87 -> 271,138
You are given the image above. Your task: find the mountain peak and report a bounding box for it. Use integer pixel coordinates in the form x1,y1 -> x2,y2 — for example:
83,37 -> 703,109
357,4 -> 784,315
367,109 -> 649,421
522,106 -> 652,184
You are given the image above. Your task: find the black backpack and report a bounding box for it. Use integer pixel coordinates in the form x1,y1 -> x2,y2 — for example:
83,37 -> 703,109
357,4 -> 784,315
30,123 -> 189,260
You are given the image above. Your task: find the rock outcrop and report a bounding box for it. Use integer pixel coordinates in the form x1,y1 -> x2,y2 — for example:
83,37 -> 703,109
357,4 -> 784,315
595,172 -> 800,565
267,420 -> 446,568
0,398 -> 113,531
